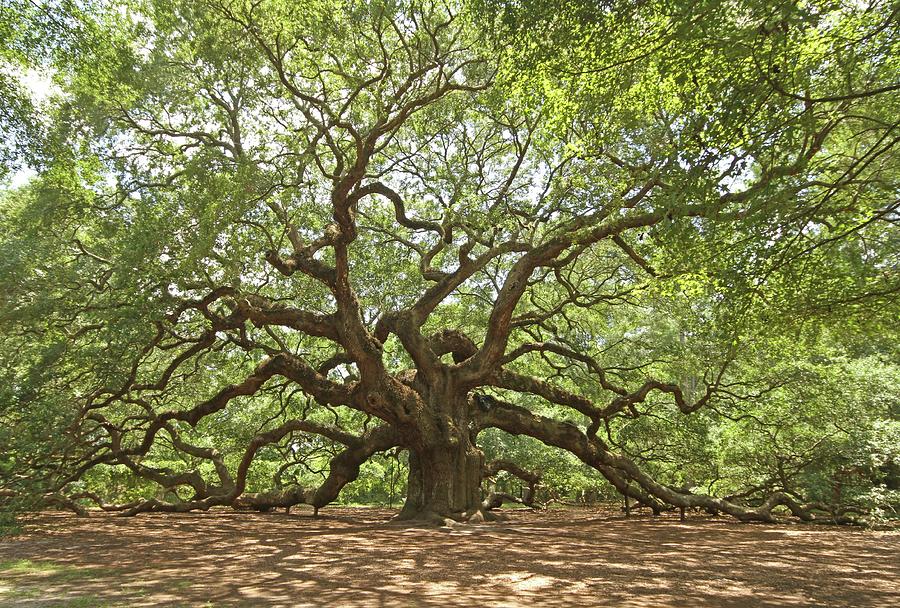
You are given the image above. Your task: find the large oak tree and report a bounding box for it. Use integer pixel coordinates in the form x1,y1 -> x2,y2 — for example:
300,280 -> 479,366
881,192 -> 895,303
1,0 -> 897,523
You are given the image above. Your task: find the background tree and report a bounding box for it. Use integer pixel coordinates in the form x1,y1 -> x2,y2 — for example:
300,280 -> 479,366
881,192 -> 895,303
1,0 -> 897,524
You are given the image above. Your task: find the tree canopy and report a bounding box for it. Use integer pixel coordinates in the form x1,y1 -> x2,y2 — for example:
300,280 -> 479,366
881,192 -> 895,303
1,0 -> 898,525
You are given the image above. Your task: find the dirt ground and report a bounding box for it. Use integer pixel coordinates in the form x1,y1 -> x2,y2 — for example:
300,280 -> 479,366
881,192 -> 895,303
0,506 -> 897,608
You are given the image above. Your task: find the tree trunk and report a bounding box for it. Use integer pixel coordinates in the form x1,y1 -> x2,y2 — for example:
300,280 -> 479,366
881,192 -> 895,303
399,439 -> 484,521
397,386 -> 485,523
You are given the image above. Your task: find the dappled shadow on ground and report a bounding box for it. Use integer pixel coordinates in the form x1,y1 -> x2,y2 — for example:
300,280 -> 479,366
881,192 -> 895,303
0,507 -> 898,607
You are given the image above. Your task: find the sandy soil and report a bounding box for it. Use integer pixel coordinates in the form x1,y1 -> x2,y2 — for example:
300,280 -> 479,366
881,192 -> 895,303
0,506 -> 897,607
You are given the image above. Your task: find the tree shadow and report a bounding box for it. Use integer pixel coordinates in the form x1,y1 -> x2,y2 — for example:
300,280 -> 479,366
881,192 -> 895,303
0,507 -> 897,607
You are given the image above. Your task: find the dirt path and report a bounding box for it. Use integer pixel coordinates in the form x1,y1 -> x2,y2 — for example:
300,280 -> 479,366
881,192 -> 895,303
0,507 -> 897,607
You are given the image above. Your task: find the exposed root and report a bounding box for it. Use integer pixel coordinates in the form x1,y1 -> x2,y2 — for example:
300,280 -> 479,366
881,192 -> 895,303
390,509 -> 457,527
391,506 -> 505,527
